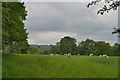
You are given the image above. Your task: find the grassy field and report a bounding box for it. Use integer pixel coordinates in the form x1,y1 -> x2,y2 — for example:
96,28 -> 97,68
2,54 -> 118,78
0,55 -> 1,79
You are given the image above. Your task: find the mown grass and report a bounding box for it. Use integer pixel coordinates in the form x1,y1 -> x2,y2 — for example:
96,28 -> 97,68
2,54 -> 118,78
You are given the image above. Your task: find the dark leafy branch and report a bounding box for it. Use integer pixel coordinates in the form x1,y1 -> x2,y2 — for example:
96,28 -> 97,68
112,28 -> 120,34
87,0 -> 120,15
87,0 -> 120,34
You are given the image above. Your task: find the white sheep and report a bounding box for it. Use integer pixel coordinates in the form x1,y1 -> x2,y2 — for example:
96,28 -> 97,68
89,54 -> 93,56
50,53 -> 53,56
68,53 -> 71,57
103,54 -> 109,58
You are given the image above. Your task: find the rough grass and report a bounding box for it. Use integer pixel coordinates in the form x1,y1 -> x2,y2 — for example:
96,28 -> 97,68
2,54 -> 118,78
0,55 -> 2,79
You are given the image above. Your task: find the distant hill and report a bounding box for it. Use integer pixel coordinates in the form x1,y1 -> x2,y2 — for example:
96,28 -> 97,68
30,45 -> 54,50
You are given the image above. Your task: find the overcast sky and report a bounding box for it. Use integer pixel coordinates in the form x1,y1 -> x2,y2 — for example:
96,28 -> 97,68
23,2 -> 118,45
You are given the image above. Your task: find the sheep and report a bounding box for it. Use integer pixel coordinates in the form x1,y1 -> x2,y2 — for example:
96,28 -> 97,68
67,53 -> 71,57
78,54 -> 80,55
89,54 -> 93,56
50,53 -> 53,56
100,55 -> 102,57
103,54 -> 109,58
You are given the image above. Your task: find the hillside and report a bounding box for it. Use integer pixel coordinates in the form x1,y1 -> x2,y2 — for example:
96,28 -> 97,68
30,45 -> 54,50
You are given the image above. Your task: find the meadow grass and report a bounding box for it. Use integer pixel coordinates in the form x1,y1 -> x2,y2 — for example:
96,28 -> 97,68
2,54 -> 118,78
0,54 -> 2,79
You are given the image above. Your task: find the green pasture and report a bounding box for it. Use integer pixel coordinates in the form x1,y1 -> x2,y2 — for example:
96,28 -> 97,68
2,54 -> 118,78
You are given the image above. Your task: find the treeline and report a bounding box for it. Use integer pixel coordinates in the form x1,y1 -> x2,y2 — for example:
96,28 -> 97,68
49,36 -> 119,56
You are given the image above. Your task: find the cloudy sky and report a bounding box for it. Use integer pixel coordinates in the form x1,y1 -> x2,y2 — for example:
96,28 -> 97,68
23,2 -> 118,45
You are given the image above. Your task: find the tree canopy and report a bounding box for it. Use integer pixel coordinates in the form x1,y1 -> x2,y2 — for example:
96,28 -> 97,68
95,41 -> 111,55
87,0 -> 119,15
78,39 -> 96,55
78,39 -> 115,56
50,45 -> 60,54
59,36 -> 77,55
50,37 -> 118,56
2,2 -> 29,54
111,43 -> 119,56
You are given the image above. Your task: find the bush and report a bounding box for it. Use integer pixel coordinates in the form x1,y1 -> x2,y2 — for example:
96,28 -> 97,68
28,47 -> 39,54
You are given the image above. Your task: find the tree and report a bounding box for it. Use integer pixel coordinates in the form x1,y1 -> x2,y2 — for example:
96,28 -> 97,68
111,43 -> 119,56
95,41 -> 111,55
43,50 -> 49,55
78,39 -> 96,55
6,41 -> 29,54
59,36 -> 77,55
56,42 -> 60,47
78,39 -> 113,56
28,47 -> 39,54
50,45 -> 60,54
2,2 -> 29,54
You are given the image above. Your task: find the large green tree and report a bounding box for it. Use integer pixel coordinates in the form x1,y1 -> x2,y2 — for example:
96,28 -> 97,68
50,45 -> 60,54
95,41 -> 111,55
78,39 -> 96,55
111,43 -> 119,56
78,39 -> 113,56
59,36 -> 77,55
2,2 -> 29,54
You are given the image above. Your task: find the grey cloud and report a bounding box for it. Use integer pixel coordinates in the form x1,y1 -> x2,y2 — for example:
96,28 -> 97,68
24,2 -> 118,45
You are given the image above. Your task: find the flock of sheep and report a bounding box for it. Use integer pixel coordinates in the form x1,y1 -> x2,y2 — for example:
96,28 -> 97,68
50,53 -> 109,58
50,53 -> 71,57
89,54 -> 109,57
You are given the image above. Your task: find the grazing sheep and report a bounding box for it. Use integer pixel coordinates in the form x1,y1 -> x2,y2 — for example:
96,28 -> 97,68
78,54 -> 80,55
89,54 -> 93,56
100,55 -> 102,57
68,53 -> 71,57
103,54 -> 109,58
50,53 -> 53,56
